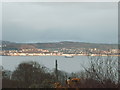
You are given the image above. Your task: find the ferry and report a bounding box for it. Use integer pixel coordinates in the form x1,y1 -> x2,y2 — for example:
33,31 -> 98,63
65,55 -> 74,58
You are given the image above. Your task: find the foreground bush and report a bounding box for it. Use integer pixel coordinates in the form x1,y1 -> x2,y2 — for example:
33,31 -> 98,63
3,61 -> 56,88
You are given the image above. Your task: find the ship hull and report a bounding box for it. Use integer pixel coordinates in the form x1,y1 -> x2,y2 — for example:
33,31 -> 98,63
65,56 -> 74,58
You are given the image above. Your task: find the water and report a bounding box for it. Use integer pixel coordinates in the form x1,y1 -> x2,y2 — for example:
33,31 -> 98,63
2,56 -> 90,73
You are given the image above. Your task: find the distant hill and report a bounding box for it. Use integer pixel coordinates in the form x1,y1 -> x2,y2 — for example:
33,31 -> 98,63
1,41 -> 118,50
35,41 -> 117,50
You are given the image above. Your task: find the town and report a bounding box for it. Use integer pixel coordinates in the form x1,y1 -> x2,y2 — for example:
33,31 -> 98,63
0,48 -> 119,56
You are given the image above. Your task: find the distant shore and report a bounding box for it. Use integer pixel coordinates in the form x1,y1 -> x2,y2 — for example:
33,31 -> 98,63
1,54 -> 119,56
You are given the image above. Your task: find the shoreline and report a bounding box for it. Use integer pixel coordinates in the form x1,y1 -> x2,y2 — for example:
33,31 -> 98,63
1,54 -> 120,56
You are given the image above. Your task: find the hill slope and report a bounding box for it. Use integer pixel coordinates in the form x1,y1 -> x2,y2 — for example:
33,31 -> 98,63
1,41 -> 118,50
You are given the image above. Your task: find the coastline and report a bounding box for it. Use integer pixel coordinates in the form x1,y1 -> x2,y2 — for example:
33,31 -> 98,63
1,54 -> 119,56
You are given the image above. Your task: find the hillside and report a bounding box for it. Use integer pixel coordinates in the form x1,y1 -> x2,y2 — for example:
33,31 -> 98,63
1,41 -> 118,50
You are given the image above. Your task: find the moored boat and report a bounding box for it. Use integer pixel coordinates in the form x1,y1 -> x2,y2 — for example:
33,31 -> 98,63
65,55 -> 74,58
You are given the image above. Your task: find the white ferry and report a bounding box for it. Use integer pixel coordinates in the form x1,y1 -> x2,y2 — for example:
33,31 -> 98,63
65,55 -> 74,58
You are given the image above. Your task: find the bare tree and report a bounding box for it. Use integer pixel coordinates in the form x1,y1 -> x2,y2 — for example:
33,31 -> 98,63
81,54 -> 118,88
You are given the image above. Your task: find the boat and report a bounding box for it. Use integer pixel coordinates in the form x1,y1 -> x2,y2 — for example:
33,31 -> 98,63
65,55 -> 74,58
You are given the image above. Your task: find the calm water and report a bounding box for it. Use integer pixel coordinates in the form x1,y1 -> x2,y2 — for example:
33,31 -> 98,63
1,56 -> 90,73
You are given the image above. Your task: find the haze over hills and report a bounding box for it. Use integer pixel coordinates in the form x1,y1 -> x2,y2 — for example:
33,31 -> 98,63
1,40 -> 118,51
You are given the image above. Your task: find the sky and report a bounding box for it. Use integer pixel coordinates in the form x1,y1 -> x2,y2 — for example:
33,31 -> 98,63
0,2 -> 2,41
1,0 -> 119,2
2,2 -> 118,44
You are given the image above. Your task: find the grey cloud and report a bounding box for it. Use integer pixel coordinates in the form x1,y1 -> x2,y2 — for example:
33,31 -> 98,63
2,2 -> 118,43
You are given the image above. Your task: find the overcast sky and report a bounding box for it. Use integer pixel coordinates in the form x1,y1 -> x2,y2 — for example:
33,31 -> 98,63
2,2 -> 118,43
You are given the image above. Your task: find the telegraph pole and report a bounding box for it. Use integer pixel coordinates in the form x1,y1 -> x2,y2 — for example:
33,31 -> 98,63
55,60 -> 58,81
